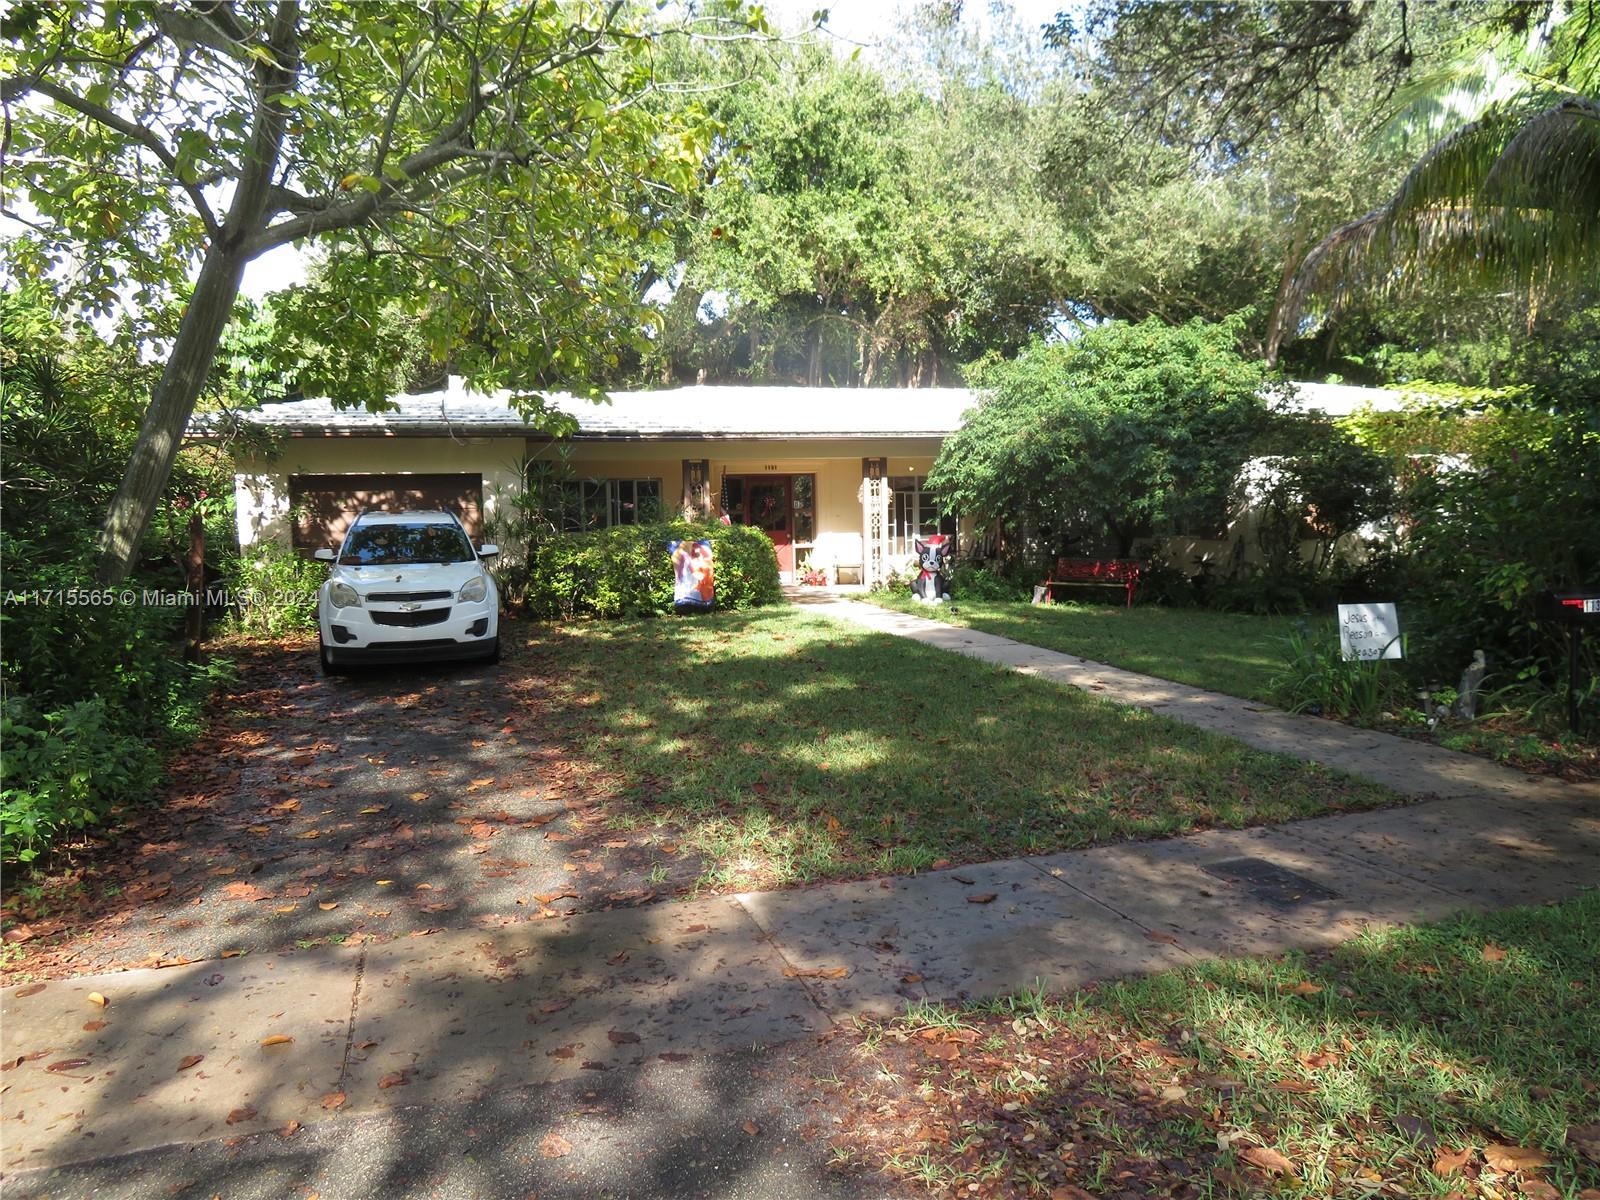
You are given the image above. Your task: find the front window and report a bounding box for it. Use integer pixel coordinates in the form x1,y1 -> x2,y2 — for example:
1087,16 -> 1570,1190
889,476 -> 956,559
340,523 -> 476,566
555,478 -> 661,532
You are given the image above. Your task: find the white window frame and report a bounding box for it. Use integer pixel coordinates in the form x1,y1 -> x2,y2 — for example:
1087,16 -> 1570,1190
558,477 -> 662,532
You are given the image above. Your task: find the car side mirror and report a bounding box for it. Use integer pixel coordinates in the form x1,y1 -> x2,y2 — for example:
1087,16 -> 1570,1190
313,548 -> 335,562
477,544 -> 499,558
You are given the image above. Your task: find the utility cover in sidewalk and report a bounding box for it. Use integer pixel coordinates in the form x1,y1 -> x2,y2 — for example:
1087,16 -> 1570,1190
1199,858 -> 1339,909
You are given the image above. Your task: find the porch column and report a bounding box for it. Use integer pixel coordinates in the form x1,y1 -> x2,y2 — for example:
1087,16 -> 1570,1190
681,458 -> 711,519
862,457 -> 888,587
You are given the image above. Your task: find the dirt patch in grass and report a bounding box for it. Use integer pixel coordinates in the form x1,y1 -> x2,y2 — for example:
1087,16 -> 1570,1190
808,894 -> 1600,1198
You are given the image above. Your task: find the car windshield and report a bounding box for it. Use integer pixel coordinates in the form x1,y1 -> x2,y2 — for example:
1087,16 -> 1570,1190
340,523 -> 475,566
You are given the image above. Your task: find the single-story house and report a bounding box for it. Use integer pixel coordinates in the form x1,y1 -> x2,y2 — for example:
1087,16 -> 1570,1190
218,379 -> 1406,585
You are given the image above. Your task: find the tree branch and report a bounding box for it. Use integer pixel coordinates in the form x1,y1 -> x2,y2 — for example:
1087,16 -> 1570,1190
18,77 -> 220,237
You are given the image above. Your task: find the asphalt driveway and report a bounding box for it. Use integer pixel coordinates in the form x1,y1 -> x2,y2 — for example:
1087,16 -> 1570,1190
3,624 -> 702,981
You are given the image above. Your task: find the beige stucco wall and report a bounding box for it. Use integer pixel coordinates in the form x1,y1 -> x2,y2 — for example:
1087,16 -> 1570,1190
550,439 -> 941,573
233,437 -> 527,550
234,434 -> 947,580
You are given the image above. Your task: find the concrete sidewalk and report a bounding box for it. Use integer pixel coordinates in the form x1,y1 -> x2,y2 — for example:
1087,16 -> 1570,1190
5,600 -> 1596,1175
6,792 -> 1596,1172
802,596 -> 1573,805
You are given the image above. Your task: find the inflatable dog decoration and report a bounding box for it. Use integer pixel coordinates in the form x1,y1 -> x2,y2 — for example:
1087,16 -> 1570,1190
911,535 -> 952,603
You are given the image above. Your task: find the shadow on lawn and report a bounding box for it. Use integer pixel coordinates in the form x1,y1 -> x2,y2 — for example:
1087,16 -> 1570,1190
530,606 -> 1392,889
822,894 -> 1600,1198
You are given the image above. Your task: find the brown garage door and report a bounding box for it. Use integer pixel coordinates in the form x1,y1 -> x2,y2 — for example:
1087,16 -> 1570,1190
288,473 -> 484,554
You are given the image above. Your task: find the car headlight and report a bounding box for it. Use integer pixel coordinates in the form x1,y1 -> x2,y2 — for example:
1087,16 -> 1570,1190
458,574 -> 488,604
328,581 -> 362,609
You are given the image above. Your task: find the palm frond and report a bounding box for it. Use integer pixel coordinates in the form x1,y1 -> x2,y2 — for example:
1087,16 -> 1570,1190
1269,94 -> 1600,361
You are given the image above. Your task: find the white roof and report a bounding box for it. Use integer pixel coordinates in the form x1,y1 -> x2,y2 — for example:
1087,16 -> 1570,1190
223,383 -> 975,440
208,380 -> 1406,439
1287,381 -> 1412,416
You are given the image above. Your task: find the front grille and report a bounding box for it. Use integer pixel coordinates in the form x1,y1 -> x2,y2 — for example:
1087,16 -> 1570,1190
366,590 -> 452,602
366,638 -> 458,649
371,607 -> 451,628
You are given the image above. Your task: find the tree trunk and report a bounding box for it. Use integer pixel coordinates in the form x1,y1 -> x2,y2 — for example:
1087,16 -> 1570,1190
183,507 -> 205,663
96,246 -> 248,583
807,322 -> 823,387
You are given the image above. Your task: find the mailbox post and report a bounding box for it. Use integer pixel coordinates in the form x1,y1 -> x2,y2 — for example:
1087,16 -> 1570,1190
1538,589 -> 1600,734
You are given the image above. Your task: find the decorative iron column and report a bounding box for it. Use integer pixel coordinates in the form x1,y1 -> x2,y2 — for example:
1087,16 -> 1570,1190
862,457 -> 887,587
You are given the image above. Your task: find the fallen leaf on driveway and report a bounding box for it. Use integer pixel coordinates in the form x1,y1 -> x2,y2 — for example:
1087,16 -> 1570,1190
1433,1146 -> 1473,1176
539,1133 -> 573,1158
46,1058 -> 91,1072
321,1091 -> 346,1110
1144,931 -> 1181,945
82,1020 -> 106,1032
318,902 -> 338,911
607,1030 -> 640,1044
1159,1085 -> 1187,1102
226,1106 -> 257,1125
358,805 -> 388,815
924,1043 -> 960,1061
379,1071 -> 409,1089
259,1035 -> 294,1048
14,983 -> 44,998
409,792 -> 429,802
607,951 -> 629,966
1484,1143 -> 1550,1172
966,893 -> 998,904
177,1055 -> 204,1071
86,991 -> 107,1007
1239,1145 -> 1295,1176
901,973 -> 923,984
540,998 -> 573,1013
782,965 -> 850,979
741,1119 -> 762,1136
1481,943 -> 1508,962
278,1119 -> 302,1138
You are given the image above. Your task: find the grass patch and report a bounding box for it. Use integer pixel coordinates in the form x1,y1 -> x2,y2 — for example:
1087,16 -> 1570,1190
861,593 -> 1299,704
526,607 -> 1392,893
819,893 -> 1600,1198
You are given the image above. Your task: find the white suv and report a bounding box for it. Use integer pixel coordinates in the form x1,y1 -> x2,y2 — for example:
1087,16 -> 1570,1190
314,510 -> 500,673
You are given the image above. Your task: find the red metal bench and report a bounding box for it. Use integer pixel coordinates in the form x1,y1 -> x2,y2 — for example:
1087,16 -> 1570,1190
1038,558 -> 1143,608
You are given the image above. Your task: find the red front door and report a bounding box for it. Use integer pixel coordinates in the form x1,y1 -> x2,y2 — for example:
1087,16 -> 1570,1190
744,477 -> 795,573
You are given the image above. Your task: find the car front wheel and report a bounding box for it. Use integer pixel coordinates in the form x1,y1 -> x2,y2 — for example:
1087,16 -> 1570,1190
318,637 -> 343,676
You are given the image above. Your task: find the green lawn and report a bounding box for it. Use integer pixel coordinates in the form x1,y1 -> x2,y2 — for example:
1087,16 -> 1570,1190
822,893 -> 1600,1198
523,607 -> 1391,893
864,592 -> 1301,703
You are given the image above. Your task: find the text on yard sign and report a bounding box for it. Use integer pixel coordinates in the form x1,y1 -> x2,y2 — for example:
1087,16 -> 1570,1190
1337,602 -> 1403,661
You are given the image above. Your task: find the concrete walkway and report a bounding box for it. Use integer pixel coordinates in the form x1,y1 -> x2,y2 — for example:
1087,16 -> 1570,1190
801,595 -> 1571,805
5,603 -> 1597,1176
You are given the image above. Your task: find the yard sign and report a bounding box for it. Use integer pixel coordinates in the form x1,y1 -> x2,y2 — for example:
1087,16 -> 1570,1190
1337,602 -> 1403,661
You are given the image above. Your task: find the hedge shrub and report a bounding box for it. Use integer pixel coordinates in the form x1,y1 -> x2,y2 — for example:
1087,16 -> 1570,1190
223,539 -> 324,635
0,547 -> 223,864
522,521 -> 782,619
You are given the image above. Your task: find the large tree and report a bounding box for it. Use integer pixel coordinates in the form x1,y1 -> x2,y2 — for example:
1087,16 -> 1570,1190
637,10 -> 1068,387
928,315 -> 1280,557
1,1 -> 741,582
